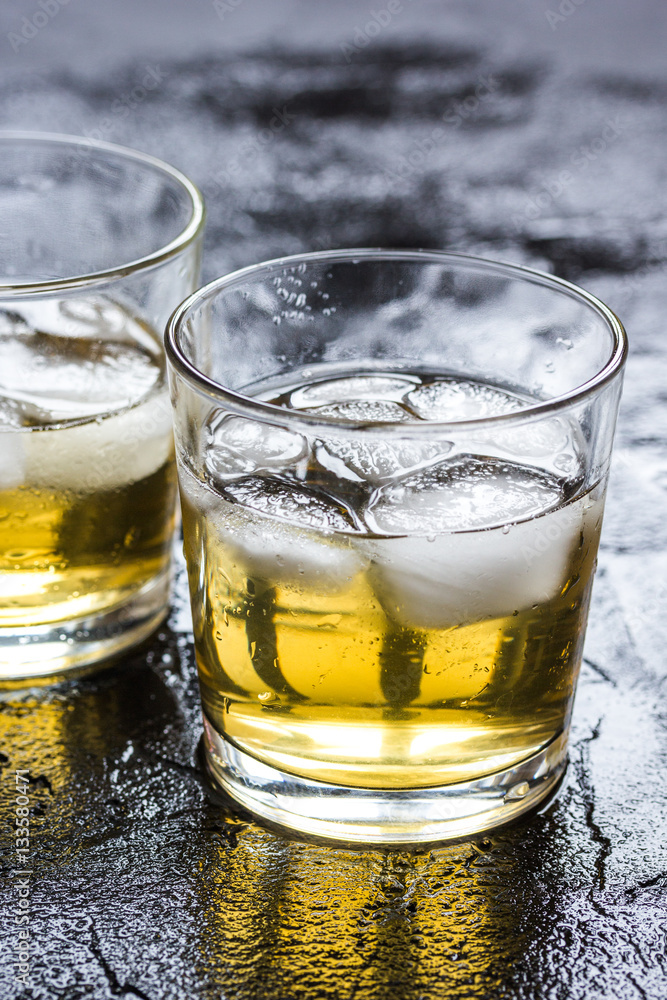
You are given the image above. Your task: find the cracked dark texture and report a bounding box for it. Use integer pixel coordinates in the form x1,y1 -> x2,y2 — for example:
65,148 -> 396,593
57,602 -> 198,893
1,1 -> 667,997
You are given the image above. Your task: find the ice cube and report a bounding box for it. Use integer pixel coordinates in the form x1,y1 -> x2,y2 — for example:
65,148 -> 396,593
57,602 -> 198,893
308,399 -> 411,423
222,476 -> 359,532
304,395 -> 450,485
192,476 -> 368,590
0,299 -> 171,491
0,324 -> 161,422
0,396 -> 26,490
26,389 -> 174,492
288,374 -> 419,409
368,487 -> 599,629
366,457 -> 564,534
59,297 -> 136,337
468,416 -> 582,479
479,417 -> 569,456
204,413 -> 307,480
405,378 -> 525,421
315,435 -> 453,485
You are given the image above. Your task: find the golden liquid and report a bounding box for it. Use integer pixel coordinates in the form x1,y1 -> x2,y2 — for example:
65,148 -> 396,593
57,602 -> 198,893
0,299 -> 177,631
0,461 -> 177,627
182,471 -> 603,790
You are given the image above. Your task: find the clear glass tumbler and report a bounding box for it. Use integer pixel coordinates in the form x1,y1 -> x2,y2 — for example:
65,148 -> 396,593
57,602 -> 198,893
166,249 -> 626,844
0,133 -> 204,683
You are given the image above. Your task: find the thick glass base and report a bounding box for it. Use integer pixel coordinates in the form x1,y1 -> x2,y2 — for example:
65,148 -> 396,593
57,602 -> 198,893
202,715 -> 568,845
0,568 -> 171,687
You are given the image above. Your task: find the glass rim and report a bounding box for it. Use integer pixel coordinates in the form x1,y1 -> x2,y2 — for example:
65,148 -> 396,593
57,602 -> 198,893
0,131 -> 205,297
165,248 -> 628,434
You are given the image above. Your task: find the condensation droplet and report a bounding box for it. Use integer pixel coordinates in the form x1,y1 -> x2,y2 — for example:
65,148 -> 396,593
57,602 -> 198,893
505,781 -> 530,801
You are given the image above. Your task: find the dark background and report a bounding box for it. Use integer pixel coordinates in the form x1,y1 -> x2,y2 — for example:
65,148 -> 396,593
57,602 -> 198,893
1,1 -> 666,997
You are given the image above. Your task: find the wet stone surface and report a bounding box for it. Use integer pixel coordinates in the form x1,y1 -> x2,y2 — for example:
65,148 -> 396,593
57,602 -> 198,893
1,2 -> 667,997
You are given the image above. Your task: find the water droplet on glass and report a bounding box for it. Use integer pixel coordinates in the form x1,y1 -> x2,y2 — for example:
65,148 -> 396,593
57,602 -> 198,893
505,781 -> 530,801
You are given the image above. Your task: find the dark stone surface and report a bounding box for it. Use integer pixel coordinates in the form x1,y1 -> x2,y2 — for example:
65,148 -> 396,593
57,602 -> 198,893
1,2 -> 667,997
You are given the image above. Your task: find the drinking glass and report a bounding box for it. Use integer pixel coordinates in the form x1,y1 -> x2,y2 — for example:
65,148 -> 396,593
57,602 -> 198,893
0,133 -> 204,683
166,249 -> 626,844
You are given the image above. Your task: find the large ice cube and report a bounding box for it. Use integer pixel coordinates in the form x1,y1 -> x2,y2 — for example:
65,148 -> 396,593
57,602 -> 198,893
406,377 -> 582,478
288,374 -> 419,409
0,319 -> 161,422
309,399 -> 410,422
315,435 -> 453,485
368,503 -> 593,629
0,299 -> 171,491
366,457 -> 563,534
366,459 -> 592,628
222,476 -> 359,532
306,398 -> 449,484
26,390 -> 174,492
204,412 -> 307,480
405,378 -> 525,421
466,416 -> 582,480
189,474 -> 368,590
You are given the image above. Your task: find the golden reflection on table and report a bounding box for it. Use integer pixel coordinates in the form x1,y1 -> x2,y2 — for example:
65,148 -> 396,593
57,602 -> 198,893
195,823 -> 526,999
